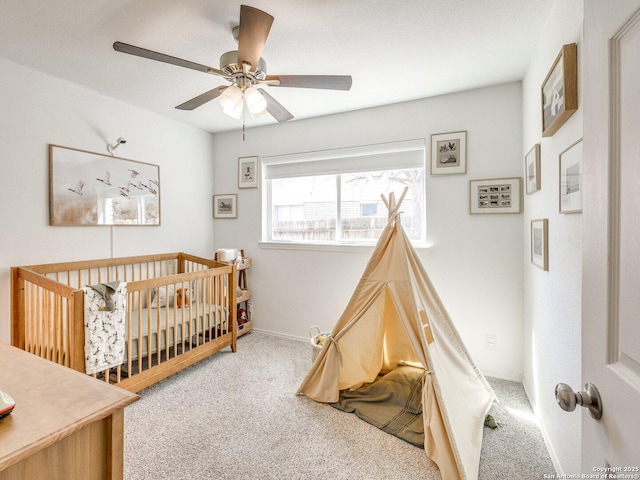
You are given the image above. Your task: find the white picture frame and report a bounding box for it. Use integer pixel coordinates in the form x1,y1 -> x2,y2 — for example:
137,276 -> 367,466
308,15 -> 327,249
430,130 -> 467,175
469,177 -> 522,214
559,139 -> 583,214
238,156 -> 260,188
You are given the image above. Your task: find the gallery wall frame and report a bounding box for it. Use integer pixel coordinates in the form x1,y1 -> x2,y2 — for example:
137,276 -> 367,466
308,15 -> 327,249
531,218 -> 549,271
49,144 -> 160,226
213,194 -> 237,219
238,156 -> 260,188
525,144 -> 541,194
541,43 -> 578,137
430,130 -> 467,175
469,177 -> 522,214
559,138 -> 583,214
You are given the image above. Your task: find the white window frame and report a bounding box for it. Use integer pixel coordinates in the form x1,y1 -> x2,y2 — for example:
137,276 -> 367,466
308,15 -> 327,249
260,139 -> 427,251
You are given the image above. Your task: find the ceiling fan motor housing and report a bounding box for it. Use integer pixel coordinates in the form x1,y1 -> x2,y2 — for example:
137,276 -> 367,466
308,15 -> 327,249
220,50 -> 266,80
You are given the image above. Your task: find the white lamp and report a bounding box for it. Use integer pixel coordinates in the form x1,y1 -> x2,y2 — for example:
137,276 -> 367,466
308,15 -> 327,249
219,85 -> 243,112
244,87 -> 267,114
220,84 -> 268,120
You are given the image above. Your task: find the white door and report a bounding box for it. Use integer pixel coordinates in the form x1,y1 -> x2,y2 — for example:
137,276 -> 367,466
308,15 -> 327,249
582,0 -> 640,469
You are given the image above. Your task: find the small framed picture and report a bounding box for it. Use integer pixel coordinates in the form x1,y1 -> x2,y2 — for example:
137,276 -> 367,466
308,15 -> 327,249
525,144 -> 541,195
238,156 -> 260,188
531,219 -> 549,271
541,43 -> 578,137
469,177 -> 522,214
430,130 -> 467,175
559,139 -> 583,214
213,194 -> 237,219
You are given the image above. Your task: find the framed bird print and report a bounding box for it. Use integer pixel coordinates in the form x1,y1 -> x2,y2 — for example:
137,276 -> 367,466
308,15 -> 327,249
49,144 -> 160,226
430,130 -> 467,175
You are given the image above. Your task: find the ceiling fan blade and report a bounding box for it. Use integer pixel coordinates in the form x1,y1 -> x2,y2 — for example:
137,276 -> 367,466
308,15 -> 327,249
175,86 -> 227,110
258,88 -> 294,122
263,75 -> 352,91
113,41 -> 228,77
237,5 -> 274,72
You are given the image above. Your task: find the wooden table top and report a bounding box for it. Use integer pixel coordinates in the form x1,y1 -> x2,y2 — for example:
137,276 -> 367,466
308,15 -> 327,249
0,343 -> 138,471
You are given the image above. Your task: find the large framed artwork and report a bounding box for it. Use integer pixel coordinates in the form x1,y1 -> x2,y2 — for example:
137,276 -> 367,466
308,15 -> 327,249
559,139 -> 583,214
469,177 -> 522,214
49,144 -> 160,226
541,43 -> 578,137
430,130 -> 467,175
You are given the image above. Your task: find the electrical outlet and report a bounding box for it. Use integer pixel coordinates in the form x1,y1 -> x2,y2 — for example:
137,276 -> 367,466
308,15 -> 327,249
485,334 -> 497,351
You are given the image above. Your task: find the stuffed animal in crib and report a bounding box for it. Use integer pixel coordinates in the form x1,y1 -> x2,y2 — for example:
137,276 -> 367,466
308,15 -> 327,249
175,288 -> 189,307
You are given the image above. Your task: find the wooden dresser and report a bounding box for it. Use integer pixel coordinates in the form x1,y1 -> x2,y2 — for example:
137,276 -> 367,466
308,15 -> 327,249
0,342 -> 138,479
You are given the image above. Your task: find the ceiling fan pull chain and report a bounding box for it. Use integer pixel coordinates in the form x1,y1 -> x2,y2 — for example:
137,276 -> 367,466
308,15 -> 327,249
242,98 -> 246,141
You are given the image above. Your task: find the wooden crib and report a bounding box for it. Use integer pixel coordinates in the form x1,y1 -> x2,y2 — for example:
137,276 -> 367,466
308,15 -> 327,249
11,252 -> 237,392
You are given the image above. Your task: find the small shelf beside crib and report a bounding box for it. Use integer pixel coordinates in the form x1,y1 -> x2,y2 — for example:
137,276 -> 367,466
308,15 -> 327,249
215,249 -> 253,337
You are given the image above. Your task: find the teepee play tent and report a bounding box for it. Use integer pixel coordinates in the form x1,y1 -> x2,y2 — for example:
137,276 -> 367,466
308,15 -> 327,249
297,189 -> 496,480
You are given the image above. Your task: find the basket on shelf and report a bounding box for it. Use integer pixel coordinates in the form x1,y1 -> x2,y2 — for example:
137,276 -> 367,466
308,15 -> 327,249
237,288 -> 251,303
237,257 -> 252,269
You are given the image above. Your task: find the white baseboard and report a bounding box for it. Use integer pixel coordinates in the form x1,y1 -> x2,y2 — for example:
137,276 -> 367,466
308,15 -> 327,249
251,327 -> 308,343
481,369 -> 523,384
522,380 -> 561,476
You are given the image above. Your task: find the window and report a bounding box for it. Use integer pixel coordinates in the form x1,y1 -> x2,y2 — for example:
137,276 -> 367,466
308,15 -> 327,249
361,203 -> 378,217
263,140 -> 426,245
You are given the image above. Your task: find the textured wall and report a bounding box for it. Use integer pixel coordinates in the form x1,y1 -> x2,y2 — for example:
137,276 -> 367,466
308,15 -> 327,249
212,82 -> 524,381
0,57 -> 216,343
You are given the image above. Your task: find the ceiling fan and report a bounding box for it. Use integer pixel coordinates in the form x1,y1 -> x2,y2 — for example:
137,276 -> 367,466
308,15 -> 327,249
113,4 -> 352,126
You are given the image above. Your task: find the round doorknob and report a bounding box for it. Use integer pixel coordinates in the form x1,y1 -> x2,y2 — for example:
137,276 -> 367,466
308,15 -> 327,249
555,382 -> 603,420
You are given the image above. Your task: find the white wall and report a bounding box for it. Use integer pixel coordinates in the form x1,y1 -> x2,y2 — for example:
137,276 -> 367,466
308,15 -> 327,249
0,58 -> 216,343
521,0 -> 583,474
212,82 -> 524,381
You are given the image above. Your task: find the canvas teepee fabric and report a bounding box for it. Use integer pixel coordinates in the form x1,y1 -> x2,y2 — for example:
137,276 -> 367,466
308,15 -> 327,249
297,190 -> 497,480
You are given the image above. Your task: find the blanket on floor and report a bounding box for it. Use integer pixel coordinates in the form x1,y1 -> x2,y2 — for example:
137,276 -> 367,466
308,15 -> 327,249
331,365 -> 425,448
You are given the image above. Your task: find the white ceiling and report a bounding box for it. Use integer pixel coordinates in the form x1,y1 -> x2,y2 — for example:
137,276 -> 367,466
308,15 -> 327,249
0,0 -> 554,134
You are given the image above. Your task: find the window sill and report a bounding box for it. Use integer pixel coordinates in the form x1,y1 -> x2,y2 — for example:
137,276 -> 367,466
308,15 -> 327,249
258,240 -> 431,254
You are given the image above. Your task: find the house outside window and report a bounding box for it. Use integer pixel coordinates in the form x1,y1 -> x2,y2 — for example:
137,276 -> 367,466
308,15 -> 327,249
263,139 -> 426,245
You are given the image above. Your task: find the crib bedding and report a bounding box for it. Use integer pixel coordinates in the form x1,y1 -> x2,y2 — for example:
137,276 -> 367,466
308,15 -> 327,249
127,304 -> 228,360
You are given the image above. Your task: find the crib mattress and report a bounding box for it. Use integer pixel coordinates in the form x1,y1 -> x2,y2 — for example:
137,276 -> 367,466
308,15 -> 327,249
126,305 -> 228,361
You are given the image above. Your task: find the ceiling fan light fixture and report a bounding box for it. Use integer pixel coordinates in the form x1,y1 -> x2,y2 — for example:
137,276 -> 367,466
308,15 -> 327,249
223,101 -> 244,119
219,85 -> 243,112
244,87 -> 267,114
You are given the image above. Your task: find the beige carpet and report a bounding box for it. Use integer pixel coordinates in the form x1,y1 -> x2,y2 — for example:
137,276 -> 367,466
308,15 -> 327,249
124,332 -> 554,480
